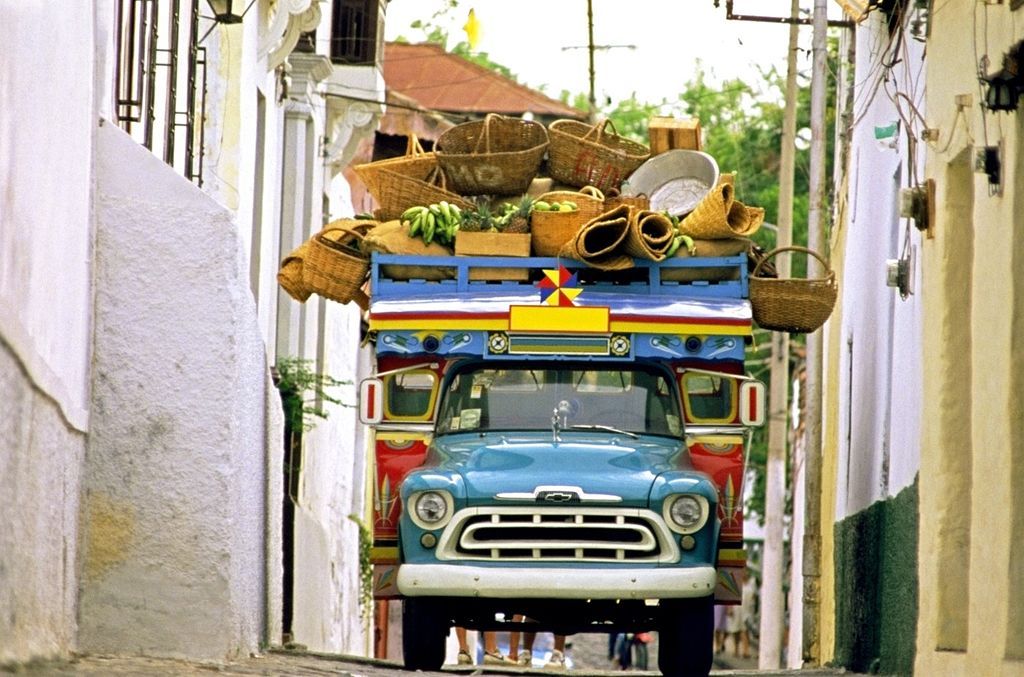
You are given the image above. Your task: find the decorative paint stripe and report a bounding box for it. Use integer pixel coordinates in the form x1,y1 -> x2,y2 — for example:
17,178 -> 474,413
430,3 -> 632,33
371,546 -> 399,563
717,548 -> 747,564
613,319 -> 750,336
375,431 -> 430,443
371,316 -> 752,335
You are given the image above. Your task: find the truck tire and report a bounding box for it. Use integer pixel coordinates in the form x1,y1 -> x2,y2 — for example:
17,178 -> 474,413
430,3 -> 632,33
657,595 -> 714,677
402,597 -> 447,671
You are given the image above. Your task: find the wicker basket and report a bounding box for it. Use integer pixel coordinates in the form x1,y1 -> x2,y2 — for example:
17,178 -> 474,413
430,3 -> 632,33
530,186 -> 607,256
547,118 -> 651,193
277,241 -> 312,302
353,135 -> 438,194
302,225 -> 370,304
364,166 -> 473,221
436,113 -> 549,195
603,187 -> 650,211
749,246 -> 838,333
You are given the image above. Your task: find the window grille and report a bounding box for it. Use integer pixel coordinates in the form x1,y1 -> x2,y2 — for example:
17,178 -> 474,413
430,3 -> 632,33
330,0 -> 382,66
115,0 -> 208,186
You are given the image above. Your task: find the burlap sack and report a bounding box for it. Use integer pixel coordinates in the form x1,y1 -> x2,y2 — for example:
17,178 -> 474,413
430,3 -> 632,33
623,209 -> 674,261
559,204 -> 634,271
661,237 -> 752,282
361,220 -> 455,281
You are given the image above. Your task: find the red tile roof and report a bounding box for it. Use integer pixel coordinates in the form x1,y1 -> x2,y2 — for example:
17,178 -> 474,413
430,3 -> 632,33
383,42 -> 586,120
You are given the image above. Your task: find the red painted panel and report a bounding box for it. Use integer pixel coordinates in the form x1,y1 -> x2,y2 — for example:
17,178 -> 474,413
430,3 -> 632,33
687,439 -> 745,543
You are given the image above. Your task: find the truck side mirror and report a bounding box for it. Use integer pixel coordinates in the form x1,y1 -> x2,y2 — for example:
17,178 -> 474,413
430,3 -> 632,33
359,377 -> 384,425
738,380 -> 766,427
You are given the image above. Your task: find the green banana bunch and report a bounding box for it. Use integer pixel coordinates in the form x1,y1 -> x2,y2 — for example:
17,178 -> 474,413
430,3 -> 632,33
665,234 -> 696,258
402,202 -> 462,246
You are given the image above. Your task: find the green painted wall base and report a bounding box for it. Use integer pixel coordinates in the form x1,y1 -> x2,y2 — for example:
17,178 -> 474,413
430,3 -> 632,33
833,477 -> 918,675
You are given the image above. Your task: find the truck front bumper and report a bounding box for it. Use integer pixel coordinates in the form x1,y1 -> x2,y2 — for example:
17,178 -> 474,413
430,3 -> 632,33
397,564 -> 716,599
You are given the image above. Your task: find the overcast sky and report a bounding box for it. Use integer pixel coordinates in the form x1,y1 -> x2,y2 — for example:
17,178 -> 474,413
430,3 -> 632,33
384,1 -> 842,107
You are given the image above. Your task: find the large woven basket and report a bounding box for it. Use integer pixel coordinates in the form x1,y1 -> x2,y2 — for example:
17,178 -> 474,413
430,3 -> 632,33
436,113 -> 549,195
353,134 -> 437,193
749,246 -> 838,333
302,224 -> 370,304
530,186 -> 606,256
364,166 -> 473,221
547,118 -> 651,193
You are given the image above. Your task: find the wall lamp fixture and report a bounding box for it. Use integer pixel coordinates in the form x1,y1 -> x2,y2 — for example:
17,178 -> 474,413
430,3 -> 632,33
981,41 -> 1024,112
207,0 -> 244,24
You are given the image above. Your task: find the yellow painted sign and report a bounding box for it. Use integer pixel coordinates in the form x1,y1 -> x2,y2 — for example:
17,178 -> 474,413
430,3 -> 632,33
509,305 -> 610,333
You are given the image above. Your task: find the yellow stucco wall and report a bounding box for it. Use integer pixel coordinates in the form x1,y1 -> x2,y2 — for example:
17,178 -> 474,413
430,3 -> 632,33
818,171 -> 850,667
920,2 -> 1024,675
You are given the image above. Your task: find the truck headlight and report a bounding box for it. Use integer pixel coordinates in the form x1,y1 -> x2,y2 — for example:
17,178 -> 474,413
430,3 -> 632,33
663,494 -> 710,535
408,490 -> 454,531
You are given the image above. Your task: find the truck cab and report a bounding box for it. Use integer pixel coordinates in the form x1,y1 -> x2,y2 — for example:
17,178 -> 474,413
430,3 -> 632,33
360,253 -> 764,676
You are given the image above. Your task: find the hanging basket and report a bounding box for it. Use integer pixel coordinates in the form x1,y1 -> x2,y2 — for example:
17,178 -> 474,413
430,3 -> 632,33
302,224 -> 370,305
547,118 -> 650,193
436,113 -> 549,195
749,246 -> 838,333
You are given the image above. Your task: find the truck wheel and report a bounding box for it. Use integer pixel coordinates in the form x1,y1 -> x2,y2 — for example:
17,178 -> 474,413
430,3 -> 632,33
401,597 -> 447,671
657,595 -> 714,677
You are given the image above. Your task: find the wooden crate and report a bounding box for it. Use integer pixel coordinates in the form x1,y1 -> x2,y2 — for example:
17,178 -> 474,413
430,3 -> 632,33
649,116 -> 702,154
454,231 -> 532,281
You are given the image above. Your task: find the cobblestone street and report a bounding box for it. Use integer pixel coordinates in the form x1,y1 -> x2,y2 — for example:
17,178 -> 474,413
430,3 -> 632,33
5,647 -> 865,677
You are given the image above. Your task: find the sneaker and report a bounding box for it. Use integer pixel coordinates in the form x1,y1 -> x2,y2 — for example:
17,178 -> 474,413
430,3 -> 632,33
483,651 -> 512,665
516,651 -> 532,666
544,649 -> 566,670
457,649 -> 473,665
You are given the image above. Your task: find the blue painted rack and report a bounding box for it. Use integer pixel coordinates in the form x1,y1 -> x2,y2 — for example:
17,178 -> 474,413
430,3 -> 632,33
369,253 -> 749,301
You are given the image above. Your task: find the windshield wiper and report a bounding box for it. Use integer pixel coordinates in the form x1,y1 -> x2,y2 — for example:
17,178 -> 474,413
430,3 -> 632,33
567,424 -> 639,439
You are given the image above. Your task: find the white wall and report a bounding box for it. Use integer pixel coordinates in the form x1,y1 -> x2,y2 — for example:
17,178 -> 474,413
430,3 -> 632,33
0,2 -> 97,662
0,3 -> 95,432
834,12 -> 924,520
79,122 -> 278,660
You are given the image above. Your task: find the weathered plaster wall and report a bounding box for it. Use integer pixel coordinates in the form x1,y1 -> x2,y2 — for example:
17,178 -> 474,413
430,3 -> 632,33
80,121 -> 278,659
833,479 -> 918,675
919,2 -> 1024,675
0,344 -> 85,663
290,302 -> 371,654
0,2 -> 97,663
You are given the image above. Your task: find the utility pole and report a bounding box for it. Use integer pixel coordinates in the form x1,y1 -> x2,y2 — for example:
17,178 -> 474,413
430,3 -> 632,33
803,0 -> 828,667
587,0 -> 596,115
562,0 -> 634,121
758,0 -> 798,670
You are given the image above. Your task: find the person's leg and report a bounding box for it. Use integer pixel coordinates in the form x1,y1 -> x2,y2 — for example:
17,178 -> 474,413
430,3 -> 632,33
519,630 -> 537,665
545,634 -> 567,669
482,632 -> 511,664
508,615 -> 524,661
455,627 -> 472,665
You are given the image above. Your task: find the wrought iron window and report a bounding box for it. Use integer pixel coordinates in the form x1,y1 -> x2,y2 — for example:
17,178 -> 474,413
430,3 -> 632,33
330,0 -> 382,66
115,0 -> 208,186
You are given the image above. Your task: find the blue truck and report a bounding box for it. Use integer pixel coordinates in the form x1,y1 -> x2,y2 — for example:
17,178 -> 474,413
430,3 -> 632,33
359,252 -> 764,676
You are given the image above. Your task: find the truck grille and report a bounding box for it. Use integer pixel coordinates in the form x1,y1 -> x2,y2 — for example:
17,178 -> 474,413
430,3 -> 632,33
437,507 -> 679,563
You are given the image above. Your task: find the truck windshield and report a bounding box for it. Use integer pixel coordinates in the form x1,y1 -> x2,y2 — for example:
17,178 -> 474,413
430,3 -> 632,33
435,363 -> 682,437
